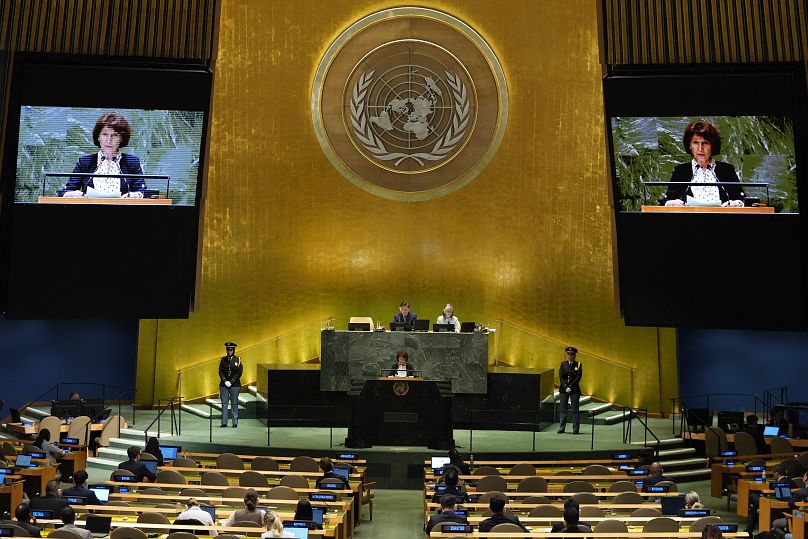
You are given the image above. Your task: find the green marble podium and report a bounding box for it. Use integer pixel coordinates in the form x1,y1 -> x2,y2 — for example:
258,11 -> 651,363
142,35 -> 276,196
320,330 -> 488,394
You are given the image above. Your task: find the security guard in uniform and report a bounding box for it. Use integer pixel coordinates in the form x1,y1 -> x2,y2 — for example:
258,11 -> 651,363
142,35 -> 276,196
218,341 -> 243,428
557,346 -> 583,434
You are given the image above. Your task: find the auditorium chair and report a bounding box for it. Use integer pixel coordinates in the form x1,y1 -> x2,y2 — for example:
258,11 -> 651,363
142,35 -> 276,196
137,512 -> 172,534
631,507 -> 662,517
798,451 -> 808,471
349,316 -> 374,329
37,415 -> 61,442
612,491 -> 643,504
251,456 -> 279,471
217,453 -> 244,470
562,480 -> 595,493
655,480 -> 677,491
289,455 -> 319,472
581,464 -> 611,475
266,485 -> 298,500
705,426 -> 729,458
594,519 -> 629,533
1,523 -> 30,536
477,491 -> 507,504
223,486 -> 247,499
571,492 -> 599,505
476,475 -> 508,492
608,480 -> 637,492
528,504 -> 562,517
516,476 -> 547,492
141,487 -> 165,496
519,495 -> 550,506
508,463 -> 536,476
110,469 -> 136,481
362,480 -> 376,520
580,505 -> 604,517
139,452 -> 158,461
689,516 -> 722,532
110,527 -> 148,539
173,456 -> 198,468
232,521 -> 262,537
165,533 -> 198,539
642,517 -> 679,533
490,522 -> 525,534
771,437 -> 795,455
65,415 -> 92,447
1,441 -> 17,457
180,488 -> 207,497
104,501 -> 132,516
48,530 -> 82,539
156,469 -> 187,485
201,471 -> 230,486
474,465 -> 500,476
278,475 -> 309,489
97,416 -> 124,449
238,470 -> 269,488
733,431 -> 758,456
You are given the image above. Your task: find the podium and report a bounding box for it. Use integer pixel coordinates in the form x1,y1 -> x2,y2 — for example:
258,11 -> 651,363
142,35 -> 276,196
345,378 -> 454,449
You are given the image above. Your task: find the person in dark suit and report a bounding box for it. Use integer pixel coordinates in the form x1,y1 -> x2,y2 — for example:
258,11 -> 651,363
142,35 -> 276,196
558,346 -> 582,434
747,464 -> 796,534
741,415 -> 769,455
389,348 -> 415,377
28,480 -> 69,513
424,494 -> 469,534
662,120 -> 745,208
772,470 -> 808,535
479,494 -> 527,533
219,341 -> 243,428
317,457 -> 349,489
643,462 -> 673,487
432,466 -> 469,503
118,446 -> 156,482
392,301 -> 417,324
552,507 -> 591,534
62,470 -> 105,505
62,113 -> 146,198
0,504 -> 42,537
550,498 -> 592,532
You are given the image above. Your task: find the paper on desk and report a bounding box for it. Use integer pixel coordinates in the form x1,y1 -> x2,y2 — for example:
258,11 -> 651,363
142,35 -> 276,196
85,186 -> 120,198
686,195 -> 721,207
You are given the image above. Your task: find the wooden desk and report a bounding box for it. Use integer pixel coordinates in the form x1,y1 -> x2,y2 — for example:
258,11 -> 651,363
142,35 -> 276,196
39,519 -> 332,537
428,532 -> 747,538
793,509 -> 806,539
641,205 -> 775,213
685,431 -> 808,449
760,496 -> 790,531
0,480 -> 24,514
737,478 -> 767,517
19,465 -> 56,497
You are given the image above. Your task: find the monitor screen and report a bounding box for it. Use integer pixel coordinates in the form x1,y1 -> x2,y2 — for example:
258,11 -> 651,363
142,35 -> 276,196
775,484 -> 792,500
284,528 -> 309,539
15,107 -> 204,206
89,486 -> 111,502
200,505 -> 215,521
142,460 -> 158,474
310,506 -> 326,525
763,425 -> 781,436
333,468 -> 350,482
431,456 -> 451,469
15,454 -> 32,467
160,446 -> 180,461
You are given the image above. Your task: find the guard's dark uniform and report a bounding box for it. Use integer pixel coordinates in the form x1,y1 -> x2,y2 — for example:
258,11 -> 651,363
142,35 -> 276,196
558,346 -> 583,434
219,342 -> 243,427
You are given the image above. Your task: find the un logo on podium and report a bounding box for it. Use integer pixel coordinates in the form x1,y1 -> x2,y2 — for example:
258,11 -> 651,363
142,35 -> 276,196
312,7 -> 508,201
392,381 -> 410,397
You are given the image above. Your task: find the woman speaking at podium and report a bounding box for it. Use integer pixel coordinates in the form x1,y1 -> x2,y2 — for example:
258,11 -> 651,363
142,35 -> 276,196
62,112 -> 146,199
662,120 -> 745,208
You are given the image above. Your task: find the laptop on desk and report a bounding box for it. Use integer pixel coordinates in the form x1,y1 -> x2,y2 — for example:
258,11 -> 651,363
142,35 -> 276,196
774,484 -> 793,501
412,319 -> 429,331
160,445 -> 181,462
389,322 -> 411,332
14,454 -> 33,469
89,485 -> 112,502
661,495 -> 686,516
85,515 -> 112,538
763,425 -> 781,437
460,321 -> 476,333
433,323 -> 455,332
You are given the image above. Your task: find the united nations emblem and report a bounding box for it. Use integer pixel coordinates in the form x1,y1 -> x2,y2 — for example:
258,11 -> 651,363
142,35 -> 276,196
392,381 -> 410,397
312,7 -> 508,201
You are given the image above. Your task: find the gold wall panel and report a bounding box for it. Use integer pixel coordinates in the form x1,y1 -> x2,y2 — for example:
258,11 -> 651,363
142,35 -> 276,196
138,0 -> 679,411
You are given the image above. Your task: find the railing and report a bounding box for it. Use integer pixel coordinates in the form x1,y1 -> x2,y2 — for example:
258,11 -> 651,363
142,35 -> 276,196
613,405 -> 660,459
176,318 -> 334,402
670,392 -> 773,436
466,409 -> 548,452
22,382 -> 136,434
143,396 -> 182,441
495,319 -> 636,407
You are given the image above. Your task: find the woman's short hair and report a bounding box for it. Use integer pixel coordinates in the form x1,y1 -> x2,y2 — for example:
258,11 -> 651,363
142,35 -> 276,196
684,491 -> 702,508
683,120 -> 721,156
396,349 -> 409,361
93,113 -> 132,148
701,524 -> 724,539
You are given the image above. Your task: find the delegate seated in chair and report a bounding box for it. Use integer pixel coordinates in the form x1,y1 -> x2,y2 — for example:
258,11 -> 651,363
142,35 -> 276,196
479,493 -> 528,533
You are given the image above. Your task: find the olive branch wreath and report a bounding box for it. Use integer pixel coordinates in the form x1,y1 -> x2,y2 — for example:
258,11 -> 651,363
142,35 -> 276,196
349,70 -> 469,167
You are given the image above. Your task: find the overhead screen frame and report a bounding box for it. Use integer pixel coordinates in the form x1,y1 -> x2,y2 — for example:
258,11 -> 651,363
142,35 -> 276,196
0,53 -> 213,319
603,62 -> 808,330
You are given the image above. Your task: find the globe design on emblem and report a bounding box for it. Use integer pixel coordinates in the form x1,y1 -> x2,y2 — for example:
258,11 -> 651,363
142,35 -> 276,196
349,61 -> 470,168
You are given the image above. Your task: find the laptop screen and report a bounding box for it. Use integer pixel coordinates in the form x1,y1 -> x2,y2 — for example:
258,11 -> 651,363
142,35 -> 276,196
284,528 -> 309,539
764,425 -> 780,436
89,486 -> 111,502
15,455 -> 32,467
0,474 -> 5,486
775,484 -> 792,500
333,468 -> 350,482
200,505 -> 216,521
661,495 -> 686,516
311,506 -> 326,525
160,446 -> 181,461
85,515 -> 112,533
142,460 -> 158,474
431,456 -> 451,469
